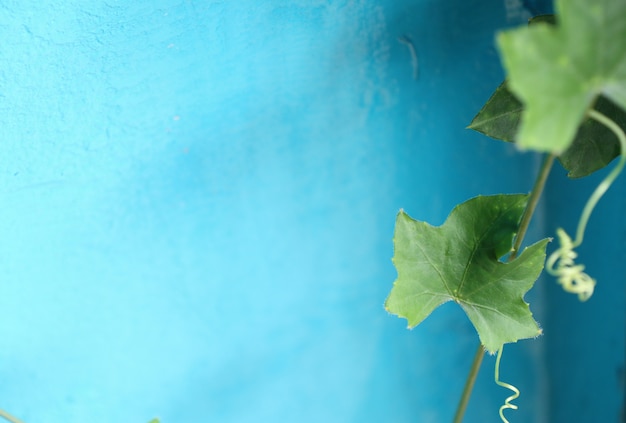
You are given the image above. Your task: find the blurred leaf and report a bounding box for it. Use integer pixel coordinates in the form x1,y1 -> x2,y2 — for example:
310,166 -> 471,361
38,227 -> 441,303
469,82 -> 626,177
497,0 -> 626,153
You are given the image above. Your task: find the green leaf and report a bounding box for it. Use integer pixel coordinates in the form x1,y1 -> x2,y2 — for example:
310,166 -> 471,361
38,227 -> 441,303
384,195 -> 548,353
469,82 -> 626,178
467,81 -> 522,143
497,0 -> 626,153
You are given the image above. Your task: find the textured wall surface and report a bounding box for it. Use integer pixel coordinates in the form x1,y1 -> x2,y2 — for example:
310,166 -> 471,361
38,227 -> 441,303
1,1 -> 621,423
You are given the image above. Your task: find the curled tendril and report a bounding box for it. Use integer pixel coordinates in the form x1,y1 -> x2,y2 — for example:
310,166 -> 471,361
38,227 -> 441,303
545,109 -> 626,301
494,346 -> 519,423
546,228 -> 595,301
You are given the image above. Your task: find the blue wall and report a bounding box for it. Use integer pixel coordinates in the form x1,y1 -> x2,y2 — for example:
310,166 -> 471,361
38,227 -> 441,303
0,1 -> 621,423
544,166 -> 626,422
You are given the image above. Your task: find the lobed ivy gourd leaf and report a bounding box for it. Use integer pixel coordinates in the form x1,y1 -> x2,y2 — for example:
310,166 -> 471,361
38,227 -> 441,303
497,0 -> 626,153
468,81 -> 626,178
385,195 -> 549,354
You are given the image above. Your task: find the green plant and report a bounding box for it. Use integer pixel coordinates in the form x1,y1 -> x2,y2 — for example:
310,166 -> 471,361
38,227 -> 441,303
385,0 -> 626,421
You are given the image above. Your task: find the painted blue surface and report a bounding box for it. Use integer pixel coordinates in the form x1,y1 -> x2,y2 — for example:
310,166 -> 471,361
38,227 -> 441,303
0,1 -> 621,423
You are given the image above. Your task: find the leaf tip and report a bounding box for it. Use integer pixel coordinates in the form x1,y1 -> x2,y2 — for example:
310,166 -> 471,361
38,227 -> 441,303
483,344 -> 499,356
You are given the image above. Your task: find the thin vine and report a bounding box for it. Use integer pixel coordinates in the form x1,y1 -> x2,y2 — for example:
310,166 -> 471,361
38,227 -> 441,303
547,109 -> 626,301
0,409 -> 159,423
0,409 -> 25,423
494,346 -> 519,423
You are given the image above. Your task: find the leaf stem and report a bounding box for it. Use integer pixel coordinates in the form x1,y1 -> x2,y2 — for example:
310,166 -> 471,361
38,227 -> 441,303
452,153 -> 555,423
0,409 -> 26,423
511,154 -> 555,259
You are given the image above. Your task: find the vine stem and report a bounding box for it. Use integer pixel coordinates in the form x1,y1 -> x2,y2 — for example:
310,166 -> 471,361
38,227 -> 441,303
452,343 -> 485,423
511,154 -> 555,260
0,409 -> 26,423
452,153 -> 555,423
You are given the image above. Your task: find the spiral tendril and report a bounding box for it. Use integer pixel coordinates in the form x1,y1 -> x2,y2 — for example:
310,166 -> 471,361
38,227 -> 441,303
546,228 -> 595,301
494,346 -> 519,423
546,109 -> 626,301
